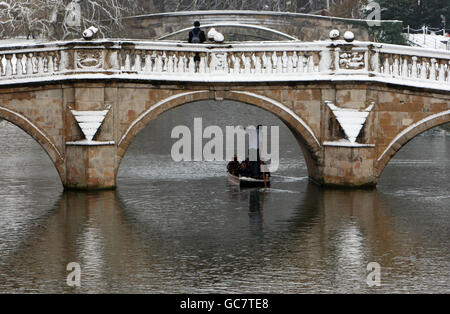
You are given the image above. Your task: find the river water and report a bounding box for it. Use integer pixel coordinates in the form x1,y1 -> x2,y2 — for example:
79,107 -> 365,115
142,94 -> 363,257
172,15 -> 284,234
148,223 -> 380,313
0,101 -> 449,293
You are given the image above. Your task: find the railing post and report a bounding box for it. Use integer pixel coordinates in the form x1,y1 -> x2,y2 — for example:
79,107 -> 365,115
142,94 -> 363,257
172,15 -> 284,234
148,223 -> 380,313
370,48 -> 380,73
319,47 -> 332,72
60,50 -> 70,72
423,25 -> 426,44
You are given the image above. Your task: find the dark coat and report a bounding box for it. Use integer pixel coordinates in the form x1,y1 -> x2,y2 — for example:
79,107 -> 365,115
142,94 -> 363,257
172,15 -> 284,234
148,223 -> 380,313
188,28 -> 206,43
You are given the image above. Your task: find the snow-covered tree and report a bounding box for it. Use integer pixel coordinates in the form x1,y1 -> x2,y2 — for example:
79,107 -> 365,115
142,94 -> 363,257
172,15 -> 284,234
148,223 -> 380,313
0,0 -> 141,40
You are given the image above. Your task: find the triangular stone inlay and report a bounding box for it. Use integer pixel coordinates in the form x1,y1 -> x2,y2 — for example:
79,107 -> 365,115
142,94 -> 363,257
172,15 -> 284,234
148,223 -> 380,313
71,107 -> 110,142
326,102 -> 374,143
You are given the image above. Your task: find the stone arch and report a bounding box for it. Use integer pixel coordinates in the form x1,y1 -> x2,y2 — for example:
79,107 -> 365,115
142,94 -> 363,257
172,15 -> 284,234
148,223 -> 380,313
376,110 -> 450,177
116,90 -> 322,179
0,106 -> 65,183
158,23 -> 298,41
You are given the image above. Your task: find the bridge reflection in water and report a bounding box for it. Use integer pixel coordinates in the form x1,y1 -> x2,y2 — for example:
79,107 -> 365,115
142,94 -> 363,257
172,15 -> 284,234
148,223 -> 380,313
1,180 -> 449,293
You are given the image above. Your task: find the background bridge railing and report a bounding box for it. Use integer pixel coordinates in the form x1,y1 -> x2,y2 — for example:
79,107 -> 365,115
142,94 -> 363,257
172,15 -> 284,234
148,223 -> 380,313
1,39 -> 450,90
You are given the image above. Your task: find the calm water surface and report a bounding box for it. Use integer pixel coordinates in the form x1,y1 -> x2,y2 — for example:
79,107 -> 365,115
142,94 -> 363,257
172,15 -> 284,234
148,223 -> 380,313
0,101 -> 449,293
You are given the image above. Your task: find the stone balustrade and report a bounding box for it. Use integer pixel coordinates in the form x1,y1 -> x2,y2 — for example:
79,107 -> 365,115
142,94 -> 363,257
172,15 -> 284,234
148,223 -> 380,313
1,39 -> 450,90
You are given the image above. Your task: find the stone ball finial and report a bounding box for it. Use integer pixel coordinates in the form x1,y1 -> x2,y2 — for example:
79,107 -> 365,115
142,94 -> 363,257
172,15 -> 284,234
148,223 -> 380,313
343,31 -> 355,42
214,32 -> 225,43
82,26 -> 98,40
208,28 -> 217,41
329,29 -> 340,40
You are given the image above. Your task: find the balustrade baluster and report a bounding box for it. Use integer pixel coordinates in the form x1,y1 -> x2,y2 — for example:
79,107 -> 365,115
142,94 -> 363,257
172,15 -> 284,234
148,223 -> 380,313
291,52 -> 298,72
124,50 -> 131,71
265,52 -> 273,74
178,52 -> 186,73
282,52 -> 288,73
411,56 -> 418,78
429,58 -> 437,81
16,54 -> 24,76
401,56 -> 409,78
383,55 -> 390,75
199,53 -> 207,73
232,53 -> 241,74
5,54 -> 13,77
47,52 -> 55,74
439,60 -> 446,82
37,53 -> 45,74
144,51 -> 153,73
162,52 -> 169,72
26,53 -> 34,74
167,53 -> 174,73
134,50 -> 142,72
188,52 -> 196,73
276,52 -> 283,73
447,61 -> 450,83
420,58 -> 428,80
286,51 -> 294,73
392,55 -> 400,76
154,52 -> 163,72
253,52 -> 263,74
54,51 -> 61,72
243,52 -> 251,74
307,55 -> 314,72
297,54 -> 305,73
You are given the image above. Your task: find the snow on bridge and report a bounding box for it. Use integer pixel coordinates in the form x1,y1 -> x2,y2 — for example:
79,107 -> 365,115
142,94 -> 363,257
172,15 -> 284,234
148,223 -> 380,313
0,37 -> 449,189
404,26 -> 450,51
0,38 -> 450,93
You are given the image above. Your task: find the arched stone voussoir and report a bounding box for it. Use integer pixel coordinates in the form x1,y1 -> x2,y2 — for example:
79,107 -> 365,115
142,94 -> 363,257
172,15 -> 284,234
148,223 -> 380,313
375,110 -> 450,177
228,91 -> 322,156
117,90 -> 210,156
0,106 -> 65,183
115,89 -> 322,178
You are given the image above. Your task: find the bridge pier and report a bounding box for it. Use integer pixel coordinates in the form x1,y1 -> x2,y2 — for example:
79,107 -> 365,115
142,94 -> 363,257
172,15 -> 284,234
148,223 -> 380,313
64,144 -> 117,191
317,146 -> 377,188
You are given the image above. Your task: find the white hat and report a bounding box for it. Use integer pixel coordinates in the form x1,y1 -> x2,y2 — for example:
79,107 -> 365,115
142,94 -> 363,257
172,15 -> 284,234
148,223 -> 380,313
208,28 -> 217,40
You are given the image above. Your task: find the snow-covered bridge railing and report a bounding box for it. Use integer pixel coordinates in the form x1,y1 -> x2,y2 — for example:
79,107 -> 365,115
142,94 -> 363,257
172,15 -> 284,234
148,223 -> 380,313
1,39 -> 450,91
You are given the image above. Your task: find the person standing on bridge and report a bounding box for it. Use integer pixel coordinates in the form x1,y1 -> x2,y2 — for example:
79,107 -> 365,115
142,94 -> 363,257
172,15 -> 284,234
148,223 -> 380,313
188,21 -> 206,72
189,21 -> 206,44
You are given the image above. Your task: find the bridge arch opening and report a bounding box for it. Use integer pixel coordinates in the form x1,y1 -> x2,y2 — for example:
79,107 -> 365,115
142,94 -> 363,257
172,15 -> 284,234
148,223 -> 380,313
116,92 -> 321,184
376,111 -> 450,180
0,117 -> 63,189
158,23 -> 298,42
0,107 -> 65,186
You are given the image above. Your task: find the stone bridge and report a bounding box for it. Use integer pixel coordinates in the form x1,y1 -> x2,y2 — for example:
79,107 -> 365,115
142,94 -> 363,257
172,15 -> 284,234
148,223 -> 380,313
0,38 -> 448,190
122,10 -> 400,41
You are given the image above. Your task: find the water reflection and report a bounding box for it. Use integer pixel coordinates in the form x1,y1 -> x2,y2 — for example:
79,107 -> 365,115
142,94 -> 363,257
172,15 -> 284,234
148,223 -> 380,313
1,182 -> 448,293
0,103 -> 449,293
248,189 -> 265,232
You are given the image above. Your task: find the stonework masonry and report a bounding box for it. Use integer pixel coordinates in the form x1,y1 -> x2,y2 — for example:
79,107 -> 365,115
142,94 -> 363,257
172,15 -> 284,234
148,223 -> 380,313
122,11 -> 390,41
0,81 -> 448,190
